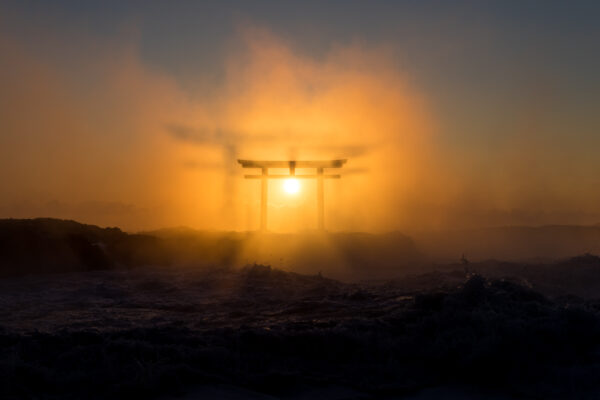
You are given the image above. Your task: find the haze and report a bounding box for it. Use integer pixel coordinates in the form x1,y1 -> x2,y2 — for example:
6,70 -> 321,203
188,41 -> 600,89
1,1 -> 599,232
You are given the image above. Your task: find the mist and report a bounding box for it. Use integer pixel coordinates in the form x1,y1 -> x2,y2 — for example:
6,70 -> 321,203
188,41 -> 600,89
1,15 -> 599,232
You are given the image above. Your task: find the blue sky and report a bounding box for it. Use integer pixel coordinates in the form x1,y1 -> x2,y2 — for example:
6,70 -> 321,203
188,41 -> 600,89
5,1 -> 598,141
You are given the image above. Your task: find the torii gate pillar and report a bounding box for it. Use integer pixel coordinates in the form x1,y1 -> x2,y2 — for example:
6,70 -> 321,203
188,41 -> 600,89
260,167 -> 268,231
317,167 -> 324,230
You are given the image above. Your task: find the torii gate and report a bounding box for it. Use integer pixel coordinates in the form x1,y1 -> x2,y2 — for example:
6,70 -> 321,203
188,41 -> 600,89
238,159 -> 347,231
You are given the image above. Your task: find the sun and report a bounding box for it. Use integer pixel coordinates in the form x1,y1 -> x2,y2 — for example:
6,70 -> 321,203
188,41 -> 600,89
283,178 -> 301,195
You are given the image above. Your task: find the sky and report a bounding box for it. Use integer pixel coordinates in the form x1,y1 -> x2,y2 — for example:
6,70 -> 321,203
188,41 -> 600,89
1,0 -> 599,232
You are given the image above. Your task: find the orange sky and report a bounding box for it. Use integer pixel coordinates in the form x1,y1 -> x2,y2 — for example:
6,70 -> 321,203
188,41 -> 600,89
1,8 -> 600,232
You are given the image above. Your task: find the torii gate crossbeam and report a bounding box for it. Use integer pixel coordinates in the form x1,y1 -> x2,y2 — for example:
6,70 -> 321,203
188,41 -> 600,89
238,159 -> 347,231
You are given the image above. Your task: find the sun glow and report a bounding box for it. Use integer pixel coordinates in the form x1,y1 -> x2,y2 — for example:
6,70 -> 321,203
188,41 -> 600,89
283,178 -> 301,195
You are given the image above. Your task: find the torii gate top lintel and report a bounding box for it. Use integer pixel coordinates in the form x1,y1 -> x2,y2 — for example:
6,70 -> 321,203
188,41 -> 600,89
237,159 -> 347,231
237,159 -> 347,169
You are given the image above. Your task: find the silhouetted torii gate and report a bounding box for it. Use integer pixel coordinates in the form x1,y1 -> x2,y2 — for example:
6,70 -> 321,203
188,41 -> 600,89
238,159 -> 347,231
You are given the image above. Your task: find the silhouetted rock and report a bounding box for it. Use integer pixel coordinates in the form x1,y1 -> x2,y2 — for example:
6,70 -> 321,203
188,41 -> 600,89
0,267 -> 598,399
